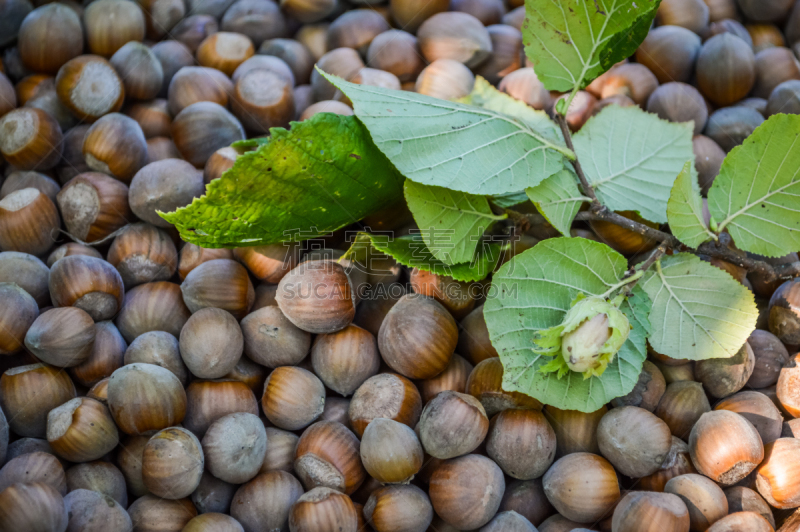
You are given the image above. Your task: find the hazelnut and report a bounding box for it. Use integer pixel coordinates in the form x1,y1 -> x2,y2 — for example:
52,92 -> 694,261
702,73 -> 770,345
24,307 -> 96,368
705,106 -> 765,152
183,379 -> 258,436
0,483 -> 68,532
263,366 -> 325,431
202,412 -> 267,484
689,410 -> 764,485
109,42 -> 164,101
611,491 -> 690,532
311,324 -> 380,396
142,426 -> 204,499
429,454 -> 505,530
635,26 -> 701,83
706,511 -> 775,532
167,66 -> 233,116
714,390 -> 783,444
695,341 -> 755,399
486,408 -> 557,479
260,39 -> 314,85
171,15 -> 219,54
49,255 -> 124,321
181,258 -> 255,319
0,107 -> 62,171
179,243 -> 234,280
414,59 -> 475,100
639,436 -> 698,492
468,357 -> 542,417
83,0 -> 145,57
55,55 -> 125,121
108,223 -> 178,289
724,486 -> 775,527
221,0 -> 286,48
65,461 -> 128,507
107,363 -> 187,435
0,282 -> 38,355
289,487 -> 359,532
0,171 -> 58,204
360,418 -> 423,484
126,495 -> 197,531
655,0 -> 710,34
294,420 -> 366,494
276,259 -> 355,334
115,281 -> 190,342
696,34 -> 756,106
171,101 -> 245,168
542,452 -> 619,523
655,380 -> 712,438
0,363 -> 76,437
664,474 -> 728,530
389,0 -> 448,33
363,484 -> 434,532
196,32 -> 255,77
0,451 -> 66,494
180,307 -> 244,379
18,4 -> 83,75
56,172 -> 132,242
499,67 -> 551,110
597,406 -> 673,478
231,470 -> 304,531
646,82 -> 708,136
348,373 -> 422,437
46,397 -> 118,462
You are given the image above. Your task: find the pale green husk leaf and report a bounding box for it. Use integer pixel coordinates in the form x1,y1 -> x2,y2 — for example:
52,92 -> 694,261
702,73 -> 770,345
484,237 -> 650,411
707,113 -> 800,257
404,179 -> 506,265
572,105 -> 695,223
323,72 -> 571,195
640,253 -> 758,360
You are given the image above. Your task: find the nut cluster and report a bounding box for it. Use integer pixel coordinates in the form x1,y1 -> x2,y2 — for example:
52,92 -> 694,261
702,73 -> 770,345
1,0 -> 800,530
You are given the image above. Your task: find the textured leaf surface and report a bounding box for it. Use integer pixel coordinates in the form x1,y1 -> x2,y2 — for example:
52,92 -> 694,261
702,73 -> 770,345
367,233 -> 504,282
160,114 -> 404,247
484,238 -> 649,411
708,114 -> 800,257
491,191 -> 530,208
324,73 -> 570,195
573,105 -> 695,222
641,253 -> 758,360
667,161 -> 716,248
404,180 -> 505,265
524,0 -> 661,92
526,167 -> 587,236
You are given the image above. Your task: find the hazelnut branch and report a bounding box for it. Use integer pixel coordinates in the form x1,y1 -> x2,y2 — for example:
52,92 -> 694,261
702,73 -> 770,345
554,113 -> 600,206
511,209 -> 800,283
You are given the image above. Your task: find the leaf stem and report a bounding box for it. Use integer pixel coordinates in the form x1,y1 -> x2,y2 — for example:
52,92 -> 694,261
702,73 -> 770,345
513,209 -> 800,283
554,114 -> 600,205
600,270 -> 644,299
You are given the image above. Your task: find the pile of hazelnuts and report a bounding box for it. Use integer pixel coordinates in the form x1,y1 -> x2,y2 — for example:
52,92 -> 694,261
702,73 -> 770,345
2,0 -> 800,530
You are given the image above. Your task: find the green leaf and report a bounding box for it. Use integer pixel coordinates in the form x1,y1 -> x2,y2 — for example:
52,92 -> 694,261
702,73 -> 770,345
491,191 -> 530,208
641,253 -> 758,361
160,114 -> 404,247
404,180 -> 506,265
526,167 -> 587,237
707,114 -> 800,257
458,77 -> 564,137
367,233 -> 505,282
484,237 -> 650,411
573,105 -> 695,223
667,161 -> 717,248
524,0 -> 661,92
322,72 -> 572,196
